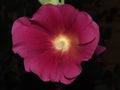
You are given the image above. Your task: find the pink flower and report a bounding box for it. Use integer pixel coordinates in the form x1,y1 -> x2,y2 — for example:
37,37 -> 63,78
12,4 -> 99,84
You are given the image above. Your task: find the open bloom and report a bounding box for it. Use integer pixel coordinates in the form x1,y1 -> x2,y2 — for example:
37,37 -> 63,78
12,4 -> 99,84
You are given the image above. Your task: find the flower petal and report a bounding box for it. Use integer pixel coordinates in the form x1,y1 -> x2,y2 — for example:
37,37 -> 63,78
58,4 -> 77,30
95,45 -> 106,56
24,50 -> 62,82
24,50 -> 54,81
31,4 -> 65,35
78,21 -> 99,60
62,59 -> 82,79
12,17 -> 52,59
70,11 -> 98,44
60,70 -> 76,85
49,53 -> 61,82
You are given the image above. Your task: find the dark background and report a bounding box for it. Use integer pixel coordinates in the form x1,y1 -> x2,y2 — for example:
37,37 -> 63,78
0,0 -> 120,90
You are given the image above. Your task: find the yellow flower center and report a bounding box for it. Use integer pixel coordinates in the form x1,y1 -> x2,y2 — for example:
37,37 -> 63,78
52,35 -> 71,52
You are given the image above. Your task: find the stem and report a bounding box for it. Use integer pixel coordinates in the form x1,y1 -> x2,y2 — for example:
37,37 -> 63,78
61,0 -> 65,4
38,0 -> 65,5
38,0 -> 61,5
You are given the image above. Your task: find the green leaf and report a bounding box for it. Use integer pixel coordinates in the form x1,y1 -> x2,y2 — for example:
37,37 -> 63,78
38,0 -> 60,5
61,0 -> 65,4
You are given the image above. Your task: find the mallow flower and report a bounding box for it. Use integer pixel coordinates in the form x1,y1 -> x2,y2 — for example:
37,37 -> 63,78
12,4 -> 99,84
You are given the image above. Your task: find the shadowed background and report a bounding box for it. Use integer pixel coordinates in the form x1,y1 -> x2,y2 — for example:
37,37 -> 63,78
0,0 -> 120,90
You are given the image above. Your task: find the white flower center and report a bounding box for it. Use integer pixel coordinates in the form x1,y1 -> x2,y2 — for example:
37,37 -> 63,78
52,35 -> 70,52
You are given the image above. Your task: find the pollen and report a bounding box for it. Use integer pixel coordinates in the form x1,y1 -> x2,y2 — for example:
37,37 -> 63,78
52,35 -> 71,52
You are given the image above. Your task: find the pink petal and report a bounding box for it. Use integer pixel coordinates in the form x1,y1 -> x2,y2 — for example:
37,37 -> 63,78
62,58 -> 82,79
12,17 -> 52,59
95,45 -> 106,56
31,4 -> 65,35
70,11 -> 98,44
53,52 -> 82,84
25,58 -> 50,81
49,53 -> 61,82
24,50 -> 53,81
24,50 -> 62,82
57,4 -> 77,30
60,74 -> 76,85
78,21 -> 99,60
59,64 -> 77,85
24,49 -> 77,84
